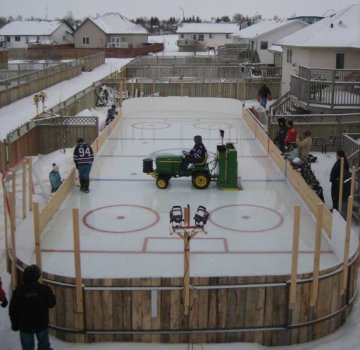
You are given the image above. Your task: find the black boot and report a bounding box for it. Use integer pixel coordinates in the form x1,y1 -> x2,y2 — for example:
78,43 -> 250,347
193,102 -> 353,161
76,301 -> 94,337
80,180 -> 85,192
84,180 -> 90,193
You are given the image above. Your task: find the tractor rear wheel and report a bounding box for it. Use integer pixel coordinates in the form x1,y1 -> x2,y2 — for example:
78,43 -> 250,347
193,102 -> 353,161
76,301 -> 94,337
156,177 -> 169,189
192,172 -> 210,189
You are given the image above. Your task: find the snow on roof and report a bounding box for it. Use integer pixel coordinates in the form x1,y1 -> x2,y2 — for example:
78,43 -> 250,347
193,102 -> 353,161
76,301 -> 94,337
232,19 -> 301,38
90,12 -> 147,35
276,4 -> 360,48
176,22 -> 239,34
0,20 -> 65,36
268,45 -> 283,53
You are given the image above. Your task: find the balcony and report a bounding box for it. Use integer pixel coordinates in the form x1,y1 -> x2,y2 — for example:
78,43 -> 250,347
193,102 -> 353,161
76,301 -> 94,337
291,66 -> 360,110
176,39 -> 204,52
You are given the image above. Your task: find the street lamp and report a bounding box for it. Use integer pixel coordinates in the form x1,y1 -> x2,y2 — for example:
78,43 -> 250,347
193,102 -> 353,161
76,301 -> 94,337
180,7 -> 185,21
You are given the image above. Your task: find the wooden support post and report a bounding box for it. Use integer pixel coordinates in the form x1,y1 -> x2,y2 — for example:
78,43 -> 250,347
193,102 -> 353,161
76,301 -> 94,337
33,202 -> 42,276
3,181 -> 10,272
350,166 -> 356,197
229,82 -> 232,99
11,170 -> 16,229
119,79 -> 123,105
310,203 -> 324,307
180,81 -> 184,97
338,158 -> 344,212
22,158 -> 27,219
341,196 -> 353,295
131,81 -> 134,98
9,185 -> 17,289
208,82 -> 211,97
73,208 -> 84,313
217,82 -> 221,97
152,80 -> 156,94
28,157 -> 33,211
183,233 -> 190,316
183,205 -> 190,227
289,206 -> 301,306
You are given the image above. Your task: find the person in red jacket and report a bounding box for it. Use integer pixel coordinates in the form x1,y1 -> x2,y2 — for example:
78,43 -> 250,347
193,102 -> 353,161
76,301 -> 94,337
284,120 -> 298,146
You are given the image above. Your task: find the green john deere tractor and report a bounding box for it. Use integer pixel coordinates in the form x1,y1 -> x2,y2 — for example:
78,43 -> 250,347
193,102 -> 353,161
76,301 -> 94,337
143,132 -> 239,190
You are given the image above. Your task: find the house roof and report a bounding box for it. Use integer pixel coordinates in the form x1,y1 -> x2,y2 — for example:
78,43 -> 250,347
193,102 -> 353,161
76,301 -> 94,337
232,19 -> 304,39
89,13 -> 147,35
0,20 -> 66,36
176,23 -> 239,34
276,4 -> 360,49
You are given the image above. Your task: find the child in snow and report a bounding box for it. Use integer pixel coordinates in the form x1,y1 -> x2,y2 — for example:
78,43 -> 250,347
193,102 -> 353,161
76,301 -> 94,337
49,163 -> 62,193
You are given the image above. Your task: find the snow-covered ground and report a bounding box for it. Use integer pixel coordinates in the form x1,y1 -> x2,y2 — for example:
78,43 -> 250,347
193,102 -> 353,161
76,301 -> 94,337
0,35 -> 359,350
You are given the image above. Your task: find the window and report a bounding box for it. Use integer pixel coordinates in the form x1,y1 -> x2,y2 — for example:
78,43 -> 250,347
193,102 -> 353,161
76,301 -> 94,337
336,53 -> 344,69
260,41 -> 268,50
286,49 -> 292,64
180,34 -> 184,39
209,33 -> 213,39
198,34 -> 204,41
193,35 -> 197,40
226,34 -> 230,39
82,37 -> 89,45
6,37 -> 10,42
15,36 -> 20,42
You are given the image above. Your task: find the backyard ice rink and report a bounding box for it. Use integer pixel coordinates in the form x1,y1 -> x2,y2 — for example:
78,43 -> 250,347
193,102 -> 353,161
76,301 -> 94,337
14,97 -> 358,280
0,49 -> 359,349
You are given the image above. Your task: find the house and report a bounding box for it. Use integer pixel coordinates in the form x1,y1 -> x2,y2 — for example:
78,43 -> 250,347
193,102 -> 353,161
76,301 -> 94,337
0,20 -> 73,48
231,19 -> 308,65
74,13 -> 148,49
275,3 -> 360,98
176,23 -> 239,52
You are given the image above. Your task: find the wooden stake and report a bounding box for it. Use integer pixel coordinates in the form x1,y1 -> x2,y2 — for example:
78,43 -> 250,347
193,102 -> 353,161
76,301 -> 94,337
341,196 -> 353,295
73,208 -> 84,313
22,158 -> 27,219
183,233 -> 190,316
9,185 -> 17,289
3,180 -> 9,272
11,169 -> 16,229
338,158 -> 344,212
33,202 -> 42,276
28,157 -> 33,211
310,202 -> 324,307
290,206 -> 301,306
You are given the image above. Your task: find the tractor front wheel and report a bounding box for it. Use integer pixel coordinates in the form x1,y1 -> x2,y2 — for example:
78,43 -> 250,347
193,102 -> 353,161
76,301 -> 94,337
192,172 -> 210,189
156,177 -> 169,189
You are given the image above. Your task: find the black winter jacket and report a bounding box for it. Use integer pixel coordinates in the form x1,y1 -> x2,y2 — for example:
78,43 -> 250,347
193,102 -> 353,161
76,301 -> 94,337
9,282 -> 56,333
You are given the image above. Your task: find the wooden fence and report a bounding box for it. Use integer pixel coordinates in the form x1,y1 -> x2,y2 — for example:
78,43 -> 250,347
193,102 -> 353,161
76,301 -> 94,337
0,52 -> 105,107
1,116 -> 98,172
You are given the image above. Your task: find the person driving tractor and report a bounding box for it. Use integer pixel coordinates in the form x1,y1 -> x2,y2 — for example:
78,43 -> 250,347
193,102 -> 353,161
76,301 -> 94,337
178,135 -> 207,175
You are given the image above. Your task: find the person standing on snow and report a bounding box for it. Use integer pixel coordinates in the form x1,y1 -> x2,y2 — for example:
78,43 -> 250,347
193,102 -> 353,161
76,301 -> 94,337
9,264 -> 56,350
257,84 -> 272,108
330,150 -> 351,217
73,137 -> 94,193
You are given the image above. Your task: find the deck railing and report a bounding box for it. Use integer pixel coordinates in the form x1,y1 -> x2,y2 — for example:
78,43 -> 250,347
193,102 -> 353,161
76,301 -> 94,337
291,66 -> 360,108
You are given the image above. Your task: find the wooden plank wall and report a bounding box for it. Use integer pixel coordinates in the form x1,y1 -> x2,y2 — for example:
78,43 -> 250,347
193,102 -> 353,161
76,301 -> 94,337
40,267 -> 358,346
108,79 -> 281,101
242,108 -> 332,235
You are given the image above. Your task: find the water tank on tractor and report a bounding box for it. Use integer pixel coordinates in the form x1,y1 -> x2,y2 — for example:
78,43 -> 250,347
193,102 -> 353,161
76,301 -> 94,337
216,142 -> 239,189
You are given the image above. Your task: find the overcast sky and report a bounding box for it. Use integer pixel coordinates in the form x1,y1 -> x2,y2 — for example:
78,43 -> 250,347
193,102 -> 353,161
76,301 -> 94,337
0,0 -> 359,21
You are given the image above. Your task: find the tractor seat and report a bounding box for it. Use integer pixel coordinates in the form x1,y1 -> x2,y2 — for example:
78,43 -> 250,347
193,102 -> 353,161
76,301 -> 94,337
195,153 -> 208,167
